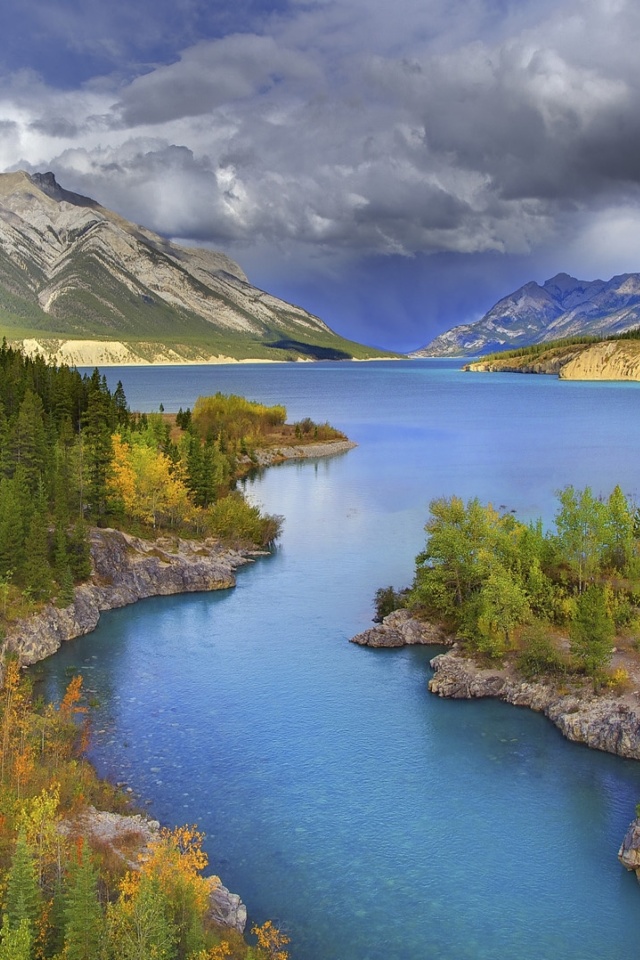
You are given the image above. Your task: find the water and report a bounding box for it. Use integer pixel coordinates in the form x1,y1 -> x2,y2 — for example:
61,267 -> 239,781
38,361 -> 640,959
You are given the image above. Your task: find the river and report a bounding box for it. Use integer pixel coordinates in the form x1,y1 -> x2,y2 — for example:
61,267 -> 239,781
37,360 -> 640,960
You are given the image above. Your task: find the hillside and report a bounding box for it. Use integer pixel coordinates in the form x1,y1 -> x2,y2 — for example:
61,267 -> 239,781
0,170 -> 392,363
464,336 -> 640,380
415,272 -> 640,357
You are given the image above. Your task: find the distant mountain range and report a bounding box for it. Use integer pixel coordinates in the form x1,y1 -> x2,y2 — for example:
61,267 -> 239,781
415,272 -> 640,357
0,170 -> 390,364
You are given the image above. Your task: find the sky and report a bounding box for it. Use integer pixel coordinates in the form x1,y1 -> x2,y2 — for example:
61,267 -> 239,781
1,0 -> 640,351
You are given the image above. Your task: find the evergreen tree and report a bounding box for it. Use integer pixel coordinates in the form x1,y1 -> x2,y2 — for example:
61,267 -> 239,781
0,479 -> 24,578
0,916 -> 32,960
107,874 -> 176,960
81,388 -> 114,523
4,830 -> 42,933
63,846 -> 105,960
22,504 -> 53,601
570,585 -> 614,687
7,391 -> 48,494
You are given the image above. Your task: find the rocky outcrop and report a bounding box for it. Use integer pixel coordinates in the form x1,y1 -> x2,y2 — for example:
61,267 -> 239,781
4,528 -> 253,667
464,346 -> 584,376
429,649 -> 640,760
558,340 -> 640,380
350,608 -> 453,647
63,806 -> 247,932
618,819 -> 640,880
465,339 -> 640,381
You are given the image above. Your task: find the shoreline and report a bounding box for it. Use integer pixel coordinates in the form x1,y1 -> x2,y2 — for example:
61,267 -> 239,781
1,437 -> 358,941
351,609 -> 640,883
352,609 -> 640,761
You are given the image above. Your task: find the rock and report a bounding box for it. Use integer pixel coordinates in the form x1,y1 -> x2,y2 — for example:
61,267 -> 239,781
240,439 -> 357,469
209,881 -> 248,933
618,819 -> 640,877
61,806 -> 247,931
4,528 -> 252,667
350,609 -> 454,648
428,650 -> 640,760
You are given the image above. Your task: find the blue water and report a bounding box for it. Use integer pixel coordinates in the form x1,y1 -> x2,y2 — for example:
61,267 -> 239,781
38,361 -> 640,959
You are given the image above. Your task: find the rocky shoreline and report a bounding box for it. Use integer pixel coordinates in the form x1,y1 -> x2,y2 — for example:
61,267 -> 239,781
240,438 -> 357,468
352,609 -> 640,883
3,527 -> 255,668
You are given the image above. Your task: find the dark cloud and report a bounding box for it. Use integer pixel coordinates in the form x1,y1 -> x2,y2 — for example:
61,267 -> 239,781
29,117 -> 80,138
3,0 -> 640,346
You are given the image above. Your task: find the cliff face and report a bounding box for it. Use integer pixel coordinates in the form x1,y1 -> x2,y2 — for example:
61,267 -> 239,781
464,339 -> 640,381
3,528 -> 252,667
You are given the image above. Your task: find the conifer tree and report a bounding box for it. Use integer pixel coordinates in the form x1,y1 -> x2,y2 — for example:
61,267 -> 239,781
22,504 -> 53,601
63,845 -> 105,960
4,830 -> 42,933
0,916 -> 32,960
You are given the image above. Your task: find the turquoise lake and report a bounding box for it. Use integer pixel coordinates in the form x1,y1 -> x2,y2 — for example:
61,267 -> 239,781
37,360 -> 640,959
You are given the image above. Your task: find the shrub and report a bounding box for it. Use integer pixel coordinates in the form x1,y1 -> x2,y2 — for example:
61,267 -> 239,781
373,586 -> 407,622
206,492 -> 283,547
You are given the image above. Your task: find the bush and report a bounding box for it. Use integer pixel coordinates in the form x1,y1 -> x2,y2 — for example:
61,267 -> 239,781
516,622 -> 566,679
207,492 -> 283,547
373,586 -> 407,622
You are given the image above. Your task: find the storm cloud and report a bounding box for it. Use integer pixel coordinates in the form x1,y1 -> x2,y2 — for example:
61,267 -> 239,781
2,0 -> 640,348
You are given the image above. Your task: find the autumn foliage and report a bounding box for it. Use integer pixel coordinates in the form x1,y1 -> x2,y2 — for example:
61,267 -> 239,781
0,659 -> 289,960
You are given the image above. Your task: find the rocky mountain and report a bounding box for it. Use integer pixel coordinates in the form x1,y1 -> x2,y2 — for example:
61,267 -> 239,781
415,272 -> 640,357
0,170 -> 389,363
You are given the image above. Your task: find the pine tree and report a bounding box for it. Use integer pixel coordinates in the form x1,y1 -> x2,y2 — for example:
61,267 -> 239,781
0,479 -> 24,578
22,504 -> 53,601
107,874 -> 176,960
4,830 -> 42,933
0,916 -> 32,960
63,846 -> 105,960
81,387 -> 114,524
570,585 -> 614,688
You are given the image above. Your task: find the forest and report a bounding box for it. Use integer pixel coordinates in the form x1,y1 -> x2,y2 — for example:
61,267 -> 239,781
0,341 -> 355,958
0,340 -> 345,622
380,486 -> 640,687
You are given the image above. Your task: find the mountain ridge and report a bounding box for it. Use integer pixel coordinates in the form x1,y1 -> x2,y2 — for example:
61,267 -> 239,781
0,170 -> 391,362
415,271 -> 640,357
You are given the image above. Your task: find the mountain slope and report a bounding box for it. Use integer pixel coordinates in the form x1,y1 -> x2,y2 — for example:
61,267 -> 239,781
415,272 -> 640,357
0,171 -> 390,362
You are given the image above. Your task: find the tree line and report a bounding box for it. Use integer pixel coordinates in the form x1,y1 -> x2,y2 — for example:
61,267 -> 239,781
380,485 -> 640,687
0,342 -> 286,619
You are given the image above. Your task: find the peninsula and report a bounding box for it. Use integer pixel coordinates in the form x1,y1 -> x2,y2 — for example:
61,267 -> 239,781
351,489 -> 640,884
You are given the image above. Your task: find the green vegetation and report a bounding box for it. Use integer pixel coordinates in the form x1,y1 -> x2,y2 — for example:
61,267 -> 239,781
478,335 -> 600,364
0,659 -> 289,960
0,342 -> 351,959
477,327 -> 640,366
0,341 -> 351,625
402,486 -> 640,686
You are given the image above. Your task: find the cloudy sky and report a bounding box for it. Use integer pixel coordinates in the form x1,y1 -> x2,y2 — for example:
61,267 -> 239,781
1,0 -> 639,351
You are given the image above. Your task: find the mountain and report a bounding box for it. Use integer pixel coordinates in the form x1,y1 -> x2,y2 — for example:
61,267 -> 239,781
414,272 -> 640,357
0,170 -> 391,364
